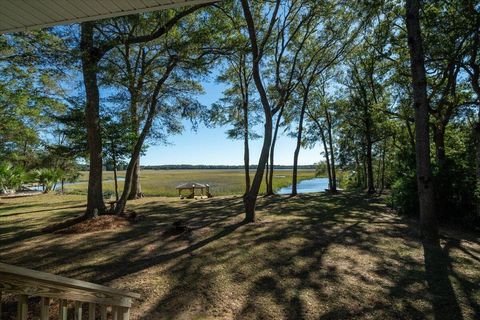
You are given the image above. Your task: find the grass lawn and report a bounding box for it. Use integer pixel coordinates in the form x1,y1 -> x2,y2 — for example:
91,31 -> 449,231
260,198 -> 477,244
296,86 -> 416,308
65,169 -> 317,197
0,193 -> 479,319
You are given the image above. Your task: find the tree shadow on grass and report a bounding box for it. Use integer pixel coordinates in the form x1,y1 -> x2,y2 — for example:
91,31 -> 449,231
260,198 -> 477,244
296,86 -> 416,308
1,193 -> 479,319
0,203 -> 85,217
422,238 -> 464,320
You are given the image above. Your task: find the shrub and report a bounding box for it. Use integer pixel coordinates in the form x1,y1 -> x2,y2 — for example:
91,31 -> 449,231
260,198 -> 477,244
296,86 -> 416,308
0,162 -> 27,193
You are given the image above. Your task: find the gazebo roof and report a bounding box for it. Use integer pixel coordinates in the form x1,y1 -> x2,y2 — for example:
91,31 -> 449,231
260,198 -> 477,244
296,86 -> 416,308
176,182 -> 208,189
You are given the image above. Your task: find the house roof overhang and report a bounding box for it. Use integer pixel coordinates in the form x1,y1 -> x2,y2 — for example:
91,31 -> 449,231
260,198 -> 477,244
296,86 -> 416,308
0,0 -> 217,34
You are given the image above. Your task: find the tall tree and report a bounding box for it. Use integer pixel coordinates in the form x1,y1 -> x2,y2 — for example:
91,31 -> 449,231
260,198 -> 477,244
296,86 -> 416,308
79,3 -> 211,217
212,51 -> 259,195
240,0 -> 280,221
305,86 -> 339,193
405,0 -> 438,240
461,1 -> 480,218
102,114 -> 133,201
0,32 -> 67,168
266,0 -> 326,195
112,9 -> 220,215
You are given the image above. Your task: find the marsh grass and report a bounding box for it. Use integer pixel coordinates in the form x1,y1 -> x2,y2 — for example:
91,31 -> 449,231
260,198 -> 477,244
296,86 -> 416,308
66,169 -> 317,197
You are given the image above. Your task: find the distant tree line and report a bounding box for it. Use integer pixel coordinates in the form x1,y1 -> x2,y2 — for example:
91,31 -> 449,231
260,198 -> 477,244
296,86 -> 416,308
140,165 -> 317,170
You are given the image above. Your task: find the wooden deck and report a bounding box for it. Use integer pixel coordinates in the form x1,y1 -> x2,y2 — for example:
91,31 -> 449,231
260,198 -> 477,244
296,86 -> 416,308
0,262 -> 140,319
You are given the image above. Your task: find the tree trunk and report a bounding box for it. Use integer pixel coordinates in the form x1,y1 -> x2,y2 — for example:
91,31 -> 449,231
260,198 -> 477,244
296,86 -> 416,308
319,126 -> 332,190
241,0 -> 275,222
80,22 -> 106,218
112,152 -> 119,202
406,0 -> 439,240
244,113 -> 251,195
244,119 -> 272,222
363,100 -> 376,194
362,154 -> 368,189
265,161 -> 269,192
433,123 -> 448,219
468,12 -> 480,220
355,153 -> 361,187
325,109 -> 337,192
380,137 -> 387,193
128,159 -> 143,199
115,108 -> 155,215
128,93 -> 142,200
476,119 -> 480,218
268,105 -> 284,195
433,124 -> 446,168
366,135 -> 376,194
115,60 -> 177,215
292,95 -> 308,196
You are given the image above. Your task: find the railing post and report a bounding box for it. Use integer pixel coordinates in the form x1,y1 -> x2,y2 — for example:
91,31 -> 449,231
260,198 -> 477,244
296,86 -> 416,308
16,295 -> 28,320
40,297 -> 50,320
118,306 -> 130,320
88,302 -> 96,320
100,305 -> 108,320
59,299 -> 68,320
112,306 -> 118,320
75,301 -> 82,320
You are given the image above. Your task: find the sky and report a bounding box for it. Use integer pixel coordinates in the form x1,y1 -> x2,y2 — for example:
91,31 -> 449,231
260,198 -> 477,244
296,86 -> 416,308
141,78 -> 322,166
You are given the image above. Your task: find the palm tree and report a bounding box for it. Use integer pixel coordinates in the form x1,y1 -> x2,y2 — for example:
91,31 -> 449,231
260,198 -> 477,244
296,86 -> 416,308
33,168 -> 62,193
0,163 -> 27,194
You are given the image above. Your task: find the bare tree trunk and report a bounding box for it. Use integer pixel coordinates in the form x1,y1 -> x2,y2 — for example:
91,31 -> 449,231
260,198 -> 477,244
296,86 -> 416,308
325,109 -> 337,192
268,106 -> 284,195
265,160 -> 269,192
115,110 -> 153,215
241,0 -> 277,222
128,94 -> 142,200
319,127 -> 332,190
406,0 -> 438,240
309,108 -> 332,190
127,88 -> 142,200
115,60 -> 177,215
363,100 -> 376,194
128,159 -> 143,199
433,125 -> 446,168
366,134 -> 376,194
243,104 -> 251,195
476,119 -> 480,218
355,153 -> 361,187
380,137 -> 387,193
112,150 -> 119,202
80,22 -> 106,218
362,153 -> 368,189
292,93 -> 308,196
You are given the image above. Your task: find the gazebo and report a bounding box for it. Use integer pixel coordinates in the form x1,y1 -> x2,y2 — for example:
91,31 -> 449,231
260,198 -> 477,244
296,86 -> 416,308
176,182 -> 212,198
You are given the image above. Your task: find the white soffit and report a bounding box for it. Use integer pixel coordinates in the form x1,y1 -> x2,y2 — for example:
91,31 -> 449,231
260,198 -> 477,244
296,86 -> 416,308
0,0 -> 217,34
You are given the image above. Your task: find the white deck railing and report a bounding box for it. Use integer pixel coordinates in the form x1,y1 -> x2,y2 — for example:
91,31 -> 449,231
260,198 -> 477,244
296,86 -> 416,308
0,262 -> 140,319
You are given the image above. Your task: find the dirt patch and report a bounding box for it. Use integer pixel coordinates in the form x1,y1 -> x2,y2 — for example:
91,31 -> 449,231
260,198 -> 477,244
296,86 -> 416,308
56,215 -> 133,234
